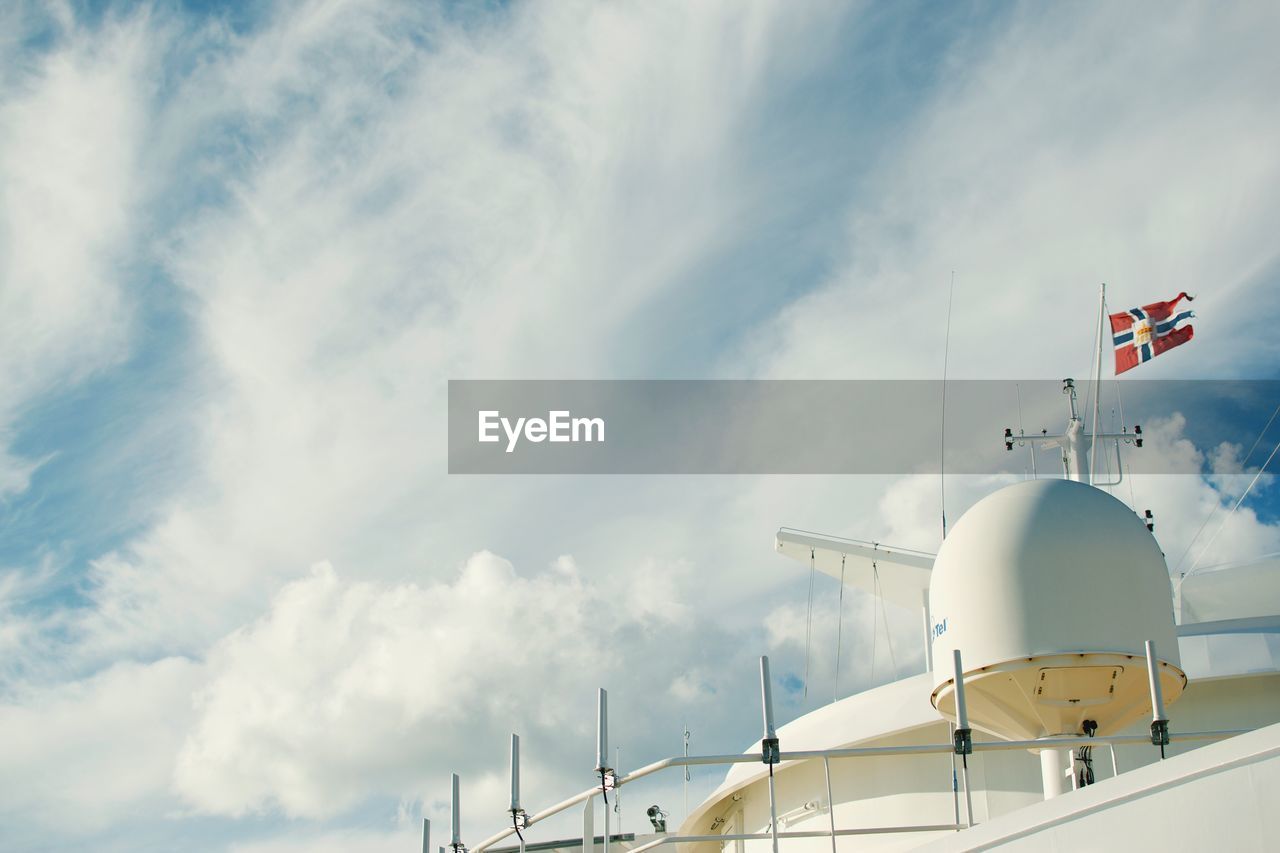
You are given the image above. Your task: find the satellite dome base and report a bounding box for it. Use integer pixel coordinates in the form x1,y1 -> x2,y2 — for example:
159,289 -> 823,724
932,651 -> 1186,741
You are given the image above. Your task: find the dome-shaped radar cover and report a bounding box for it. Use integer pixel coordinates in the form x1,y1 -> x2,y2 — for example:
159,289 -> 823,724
929,479 -> 1184,739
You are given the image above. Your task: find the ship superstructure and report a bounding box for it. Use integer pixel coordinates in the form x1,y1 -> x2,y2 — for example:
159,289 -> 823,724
426,375 -> 1280,853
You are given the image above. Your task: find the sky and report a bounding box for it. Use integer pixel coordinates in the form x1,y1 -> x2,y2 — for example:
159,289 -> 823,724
1,0 -> 1279,850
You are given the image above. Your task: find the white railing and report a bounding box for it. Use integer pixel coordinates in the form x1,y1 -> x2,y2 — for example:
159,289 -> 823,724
430,646 -> 1251,853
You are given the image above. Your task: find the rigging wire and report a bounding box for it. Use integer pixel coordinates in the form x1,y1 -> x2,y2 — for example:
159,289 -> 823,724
833,554 -> 846,703
872,560 -> 898,678
1173,401 -> 1280,575
941,272 -> 955,539
1182,421 -> 1280,581
803,548 -> 816,700
870,560 -> 879,685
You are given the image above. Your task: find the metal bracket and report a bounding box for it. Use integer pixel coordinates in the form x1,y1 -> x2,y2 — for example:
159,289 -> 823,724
953,727 -> 973,756
761,736 -> 780,765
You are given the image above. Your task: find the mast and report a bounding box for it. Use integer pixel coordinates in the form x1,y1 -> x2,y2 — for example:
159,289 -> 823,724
1089,283 -> 1107,485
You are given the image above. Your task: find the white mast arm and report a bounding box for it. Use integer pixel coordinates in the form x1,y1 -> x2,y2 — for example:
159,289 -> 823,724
774,528 -> 934,610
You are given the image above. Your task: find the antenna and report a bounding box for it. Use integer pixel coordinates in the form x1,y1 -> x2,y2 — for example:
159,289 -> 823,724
1089,283 -> 1106,484
682,723 -> 691,819
510,735 -> 521,813
450,773 -> 463,853
758,656 -> 780,853
941,271 -> 955,539
1145,640 -> 1170,759
595,689 -> 610,773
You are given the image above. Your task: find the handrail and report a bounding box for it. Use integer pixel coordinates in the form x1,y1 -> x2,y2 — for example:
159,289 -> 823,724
468,728 -> 1250,852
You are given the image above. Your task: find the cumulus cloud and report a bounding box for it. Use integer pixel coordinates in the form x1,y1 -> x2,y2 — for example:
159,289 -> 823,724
174,552 -> 613,816
0,657 -> 200,845
173,550 -> 748,822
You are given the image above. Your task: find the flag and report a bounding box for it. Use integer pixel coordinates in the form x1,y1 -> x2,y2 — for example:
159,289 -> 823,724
1109,292 -> 1195,374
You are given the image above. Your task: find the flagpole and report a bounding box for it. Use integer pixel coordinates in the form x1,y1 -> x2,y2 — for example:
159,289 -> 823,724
1089,282 -> 1106,485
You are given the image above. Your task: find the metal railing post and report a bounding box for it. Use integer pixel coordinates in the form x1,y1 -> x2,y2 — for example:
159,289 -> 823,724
823,756 -> 836,853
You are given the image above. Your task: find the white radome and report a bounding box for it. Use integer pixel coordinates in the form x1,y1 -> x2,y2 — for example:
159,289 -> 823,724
929,478 -> 1185,740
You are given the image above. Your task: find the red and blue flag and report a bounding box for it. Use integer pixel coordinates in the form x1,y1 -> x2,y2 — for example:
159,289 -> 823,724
1109,292 -> 1195,374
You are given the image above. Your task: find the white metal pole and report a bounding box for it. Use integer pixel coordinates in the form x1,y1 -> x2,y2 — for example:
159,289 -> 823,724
583,795 -> 596,853
451,773 -> 462,850
1145,640 -> 1170,758
603,788 -> 611,853
951,651 -> 974,828
760,656 -> 777,742
1089,282 -> 1106,485
951,650 -> 968,732
1145,640 -> 1167,722
823,756 -> 837,853
1039,748 -> 1071,799
511,734 -> 524,853
596,688 -> 609,773
596,687 -> 611,853
760,656 -> 780,853
511,734 -> 521,813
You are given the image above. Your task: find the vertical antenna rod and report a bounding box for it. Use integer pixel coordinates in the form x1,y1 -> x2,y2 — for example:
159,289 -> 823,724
595,689 -> 612,853
510,734 -> 521,813
1145,640 -> 1170,758
952,650 -> 974,828
1089,282 -> 1107,485
451,773 -> 462,851
760,656 -> 780,853
595,689 -> 610,773
941,271 -> 955,539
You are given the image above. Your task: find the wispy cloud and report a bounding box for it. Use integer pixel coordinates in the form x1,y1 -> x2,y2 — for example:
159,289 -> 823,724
1,1 -> 1278,849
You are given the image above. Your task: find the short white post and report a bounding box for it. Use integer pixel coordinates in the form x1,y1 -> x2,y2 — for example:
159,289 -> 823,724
596,688 -> 612,853
451,773 -> 462,851
823,755 -> 837,853
1145,640 -> 1170,757
760,656 -> 780,853
583,795 -> 596,853
510,734 -> 525,853
952,650 -> 975,827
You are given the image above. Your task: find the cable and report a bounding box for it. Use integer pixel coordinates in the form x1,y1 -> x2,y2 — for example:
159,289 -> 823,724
1173,401 -> 1280,575
803,549 -> 815,701
1183,427 -> 1280,580
833,554 -> 846,703
872,561 -> 898,677
941,272 -> 955,539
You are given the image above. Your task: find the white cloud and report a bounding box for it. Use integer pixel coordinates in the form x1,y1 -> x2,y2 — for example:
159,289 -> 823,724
4,1 -> 1280,849
743,2 -> 1280,381
0,8 -> 152,496
173,553 -> 604,816
0,657 -> 200,842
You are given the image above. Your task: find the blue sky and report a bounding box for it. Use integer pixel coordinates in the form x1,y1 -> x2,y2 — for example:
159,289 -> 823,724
1,1 -> 1279,850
